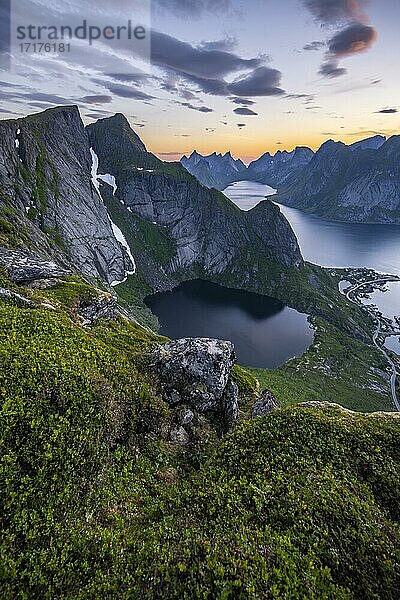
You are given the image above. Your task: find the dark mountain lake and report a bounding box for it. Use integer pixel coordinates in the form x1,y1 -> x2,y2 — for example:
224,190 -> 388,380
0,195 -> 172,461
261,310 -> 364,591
146,280 -> 314,368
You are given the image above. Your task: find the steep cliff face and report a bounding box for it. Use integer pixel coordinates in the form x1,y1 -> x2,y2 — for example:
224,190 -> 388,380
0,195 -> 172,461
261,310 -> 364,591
87,114 -> 303,288
0,106 -> 133,283
276,136 -> 400,223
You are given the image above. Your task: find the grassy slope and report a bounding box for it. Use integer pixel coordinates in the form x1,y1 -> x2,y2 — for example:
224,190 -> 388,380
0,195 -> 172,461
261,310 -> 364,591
251,318 -> 393,412
0,282 -> 399,598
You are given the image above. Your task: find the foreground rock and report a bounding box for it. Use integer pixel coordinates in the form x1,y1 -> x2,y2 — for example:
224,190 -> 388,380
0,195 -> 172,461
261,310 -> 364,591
252,389 -> 279,418
153,338 -> 239,429
0,248 -> 72,283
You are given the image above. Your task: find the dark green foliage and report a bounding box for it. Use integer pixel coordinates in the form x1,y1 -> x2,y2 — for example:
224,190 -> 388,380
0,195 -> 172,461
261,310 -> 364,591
1,286 -> 399,598
136,407 -> 400,599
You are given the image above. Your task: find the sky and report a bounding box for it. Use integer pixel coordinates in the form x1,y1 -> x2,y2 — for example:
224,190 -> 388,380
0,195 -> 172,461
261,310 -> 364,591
0,0 -> 399,163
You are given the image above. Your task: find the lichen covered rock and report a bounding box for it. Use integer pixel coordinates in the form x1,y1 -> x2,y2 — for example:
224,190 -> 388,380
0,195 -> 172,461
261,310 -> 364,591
153,337 -> 239,424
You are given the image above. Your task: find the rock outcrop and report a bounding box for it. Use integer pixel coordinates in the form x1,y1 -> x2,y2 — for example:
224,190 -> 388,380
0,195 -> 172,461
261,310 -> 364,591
0,106 -> 134,283
0,248 -> 72,283
153,337 -> 239,426
252,389 -> 279,418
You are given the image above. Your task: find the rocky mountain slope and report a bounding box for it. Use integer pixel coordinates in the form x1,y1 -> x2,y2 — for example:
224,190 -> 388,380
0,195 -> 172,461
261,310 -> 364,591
275,135 -> 400,223
0,106 -> 133,284
247,146 -> 314,186
87,113 -> 303,285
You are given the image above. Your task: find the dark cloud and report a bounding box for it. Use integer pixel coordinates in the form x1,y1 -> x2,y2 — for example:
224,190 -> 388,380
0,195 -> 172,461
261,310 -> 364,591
285,93 -> 315,101
376,108 -> 397,114
319,60 -> 347,77
178,101 -> 214,113
319,22 -> 377,78
237,123 -> 247,129
85,111 -> 113,120
151,31 -> 261,79
233,107 -> 258,116
198,37 -> 238,52
228,67 -> 284,97
328,23 -> 377,57
102,82 -> 155,100
106,73 -> 149,84
303,41 -> 325,51
80,95 -> 113,104
230,97 -> 255,105
302,0 -> 367,25
303,2 -> 376,79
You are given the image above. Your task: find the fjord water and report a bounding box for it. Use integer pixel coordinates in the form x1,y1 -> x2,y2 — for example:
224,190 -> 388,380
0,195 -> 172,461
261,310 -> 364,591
224,180 -> 400,276
146,280 -> 314,368
225,180 -> 400,354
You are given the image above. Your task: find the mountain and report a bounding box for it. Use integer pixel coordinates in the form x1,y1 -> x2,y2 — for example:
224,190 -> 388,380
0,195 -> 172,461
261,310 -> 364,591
0,106 -> 133,284
247,146 -> 314,186
87,114 -> 303,286
349,134 -> 386,152
275,136 -> 400,223
2,106 -> 399,598
181,150 -> 247,189
181,147 -> 314,190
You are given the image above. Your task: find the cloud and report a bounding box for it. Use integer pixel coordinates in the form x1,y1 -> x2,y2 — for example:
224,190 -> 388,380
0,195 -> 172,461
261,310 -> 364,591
230,97 -> 255,105
85,111 -> 113,120
179,102 -> 214,113
151,31 -> 262,79
327,22 -> 377,57
101,82 -> 155,100
303,41 -> 325,51
228,67 -> 284,97
80,95 -> 113,104
158,151 -> 184,156
302,1 -> 377,79
153,0 -> 232,17
319,60 -> 347,77
285,93 -> 315,101
198,37 -> 238,52
237,123 -> 247,129
302,0 -> 367,25
319,23 -> 377,78
376,107 -> 397,114
233,107 -> 258,116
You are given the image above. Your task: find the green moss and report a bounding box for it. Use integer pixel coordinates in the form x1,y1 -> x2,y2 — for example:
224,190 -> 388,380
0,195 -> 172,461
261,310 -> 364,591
43,226 -> 65,250
1,277 -> 400,598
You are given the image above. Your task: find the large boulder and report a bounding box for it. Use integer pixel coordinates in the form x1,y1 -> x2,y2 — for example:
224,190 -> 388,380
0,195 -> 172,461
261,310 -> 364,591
153,338 -> 238,421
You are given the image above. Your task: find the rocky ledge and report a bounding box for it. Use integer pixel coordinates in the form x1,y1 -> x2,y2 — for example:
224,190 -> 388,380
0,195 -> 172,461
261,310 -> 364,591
153,337 -> 239,431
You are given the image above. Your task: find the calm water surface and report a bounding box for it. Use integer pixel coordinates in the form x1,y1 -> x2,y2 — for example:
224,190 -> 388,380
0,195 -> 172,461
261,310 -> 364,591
226,180 -> 400,355
146,280 -> 313,368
